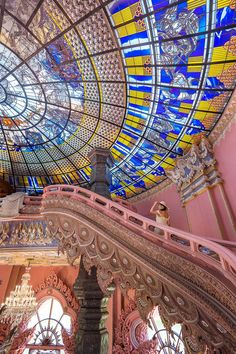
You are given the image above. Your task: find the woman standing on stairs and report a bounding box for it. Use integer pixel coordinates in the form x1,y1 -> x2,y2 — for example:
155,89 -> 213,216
150,201 -> 170,235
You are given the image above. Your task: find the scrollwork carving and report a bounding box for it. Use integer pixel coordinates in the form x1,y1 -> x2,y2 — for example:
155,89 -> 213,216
62,328 -> 76,354
0,316 -> 33,354
34,272 -> 79,312
9,328 -> 34,354
166,137 -> 221,204
112,298 -> 158,353
0,221 -> 52,246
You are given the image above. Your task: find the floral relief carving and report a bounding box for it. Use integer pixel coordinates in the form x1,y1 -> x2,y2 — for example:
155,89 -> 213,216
0,318 -> 12,349
42,194 -> 236,352
62,327 -> 77,354
166,137 -> 222,204
9,328 -> 35,354
0,317 -> 34,354
112,298 -> 158,354
34,272 -> 79,312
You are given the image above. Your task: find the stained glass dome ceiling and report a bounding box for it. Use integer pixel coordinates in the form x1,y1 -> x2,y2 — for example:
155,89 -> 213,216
0,0 -> 235,199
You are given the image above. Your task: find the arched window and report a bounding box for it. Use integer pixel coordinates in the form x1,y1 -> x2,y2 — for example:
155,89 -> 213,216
148,307 -> 185,353
23,297 -> 72,354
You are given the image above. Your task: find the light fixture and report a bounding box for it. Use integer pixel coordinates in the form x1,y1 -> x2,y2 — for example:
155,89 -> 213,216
0,267 -> 37,327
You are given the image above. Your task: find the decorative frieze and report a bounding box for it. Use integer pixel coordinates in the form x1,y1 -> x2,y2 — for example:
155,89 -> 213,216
0,221 -> 53,247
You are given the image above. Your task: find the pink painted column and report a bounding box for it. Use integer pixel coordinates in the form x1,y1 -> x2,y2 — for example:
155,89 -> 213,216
184,122 -> 236,241
185,187 -> 225,239
214,121 -> 236,241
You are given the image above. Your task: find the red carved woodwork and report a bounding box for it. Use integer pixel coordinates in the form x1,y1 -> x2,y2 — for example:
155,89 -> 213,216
112,298 -> 158,353
9,328 -> 35,354
62,328 -> 77,354
34,272 -> 79,313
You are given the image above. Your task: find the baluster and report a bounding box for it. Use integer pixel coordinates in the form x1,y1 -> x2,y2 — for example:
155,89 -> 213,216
190,240 -> 198,254
164,230 -> 170,240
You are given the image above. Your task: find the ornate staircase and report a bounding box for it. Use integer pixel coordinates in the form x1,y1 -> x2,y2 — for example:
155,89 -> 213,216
1,184 -> 236,352
41,184 -> 236,353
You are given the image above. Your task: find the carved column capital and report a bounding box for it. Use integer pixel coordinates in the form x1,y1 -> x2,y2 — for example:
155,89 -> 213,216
166,137 -> 222,204
88,148 -> 114,199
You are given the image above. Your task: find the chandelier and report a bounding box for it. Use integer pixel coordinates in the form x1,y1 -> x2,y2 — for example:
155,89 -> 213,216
0,267 -> 37,327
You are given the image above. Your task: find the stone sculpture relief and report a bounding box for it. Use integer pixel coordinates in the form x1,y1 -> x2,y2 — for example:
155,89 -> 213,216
166,138 -> 222,204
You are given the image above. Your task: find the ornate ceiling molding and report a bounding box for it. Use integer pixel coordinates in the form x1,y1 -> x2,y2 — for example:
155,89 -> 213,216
42,194 -> 236,352
1,0 -> 236,199
209,87 -> 236,146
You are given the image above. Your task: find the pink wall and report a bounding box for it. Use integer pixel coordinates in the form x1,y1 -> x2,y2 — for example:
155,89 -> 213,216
214,122 -> 236,240
134,184 -> 189,232
133,121 -> 236,241
215,123 -> 236,213
0,265 -> 13,303
185,189 -> 223,239
186,121 -> 236,241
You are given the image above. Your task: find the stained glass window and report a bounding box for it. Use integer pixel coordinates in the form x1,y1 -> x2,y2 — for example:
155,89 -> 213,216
0,0 -> 235,198
148,307 -> 185,353
23,297 -> 71,354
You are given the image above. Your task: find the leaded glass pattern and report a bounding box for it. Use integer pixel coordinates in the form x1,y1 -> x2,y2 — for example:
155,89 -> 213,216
23,297 -> 71,354
0,0 -> 235,198
148,306 -> 185,353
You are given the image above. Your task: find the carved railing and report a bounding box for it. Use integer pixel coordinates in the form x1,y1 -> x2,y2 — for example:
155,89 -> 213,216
42,184 -> 236,352
0,195 -> 42,219
1,184 -> 236,350
20,196 -> 42,215
43,185 -> 236,283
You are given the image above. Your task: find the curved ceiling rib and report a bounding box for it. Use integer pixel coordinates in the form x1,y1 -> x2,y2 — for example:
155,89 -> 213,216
0,0 -> 235,198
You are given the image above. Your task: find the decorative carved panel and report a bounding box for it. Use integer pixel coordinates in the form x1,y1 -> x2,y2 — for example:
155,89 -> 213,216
166,138 -> 222,204
34,272 -> 79,312
113,298 -> 158,353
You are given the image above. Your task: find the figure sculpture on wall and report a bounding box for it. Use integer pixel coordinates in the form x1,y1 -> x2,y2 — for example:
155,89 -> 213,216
150,201 -> 170,234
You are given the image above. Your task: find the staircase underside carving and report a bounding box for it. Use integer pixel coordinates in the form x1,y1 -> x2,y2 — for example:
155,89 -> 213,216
42,194 -> 236,352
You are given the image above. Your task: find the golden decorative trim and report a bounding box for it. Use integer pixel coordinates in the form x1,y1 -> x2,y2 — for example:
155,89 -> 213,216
209,88 -> 236,146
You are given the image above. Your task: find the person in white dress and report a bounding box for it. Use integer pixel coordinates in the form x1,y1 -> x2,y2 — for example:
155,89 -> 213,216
150,201 -> 170,234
